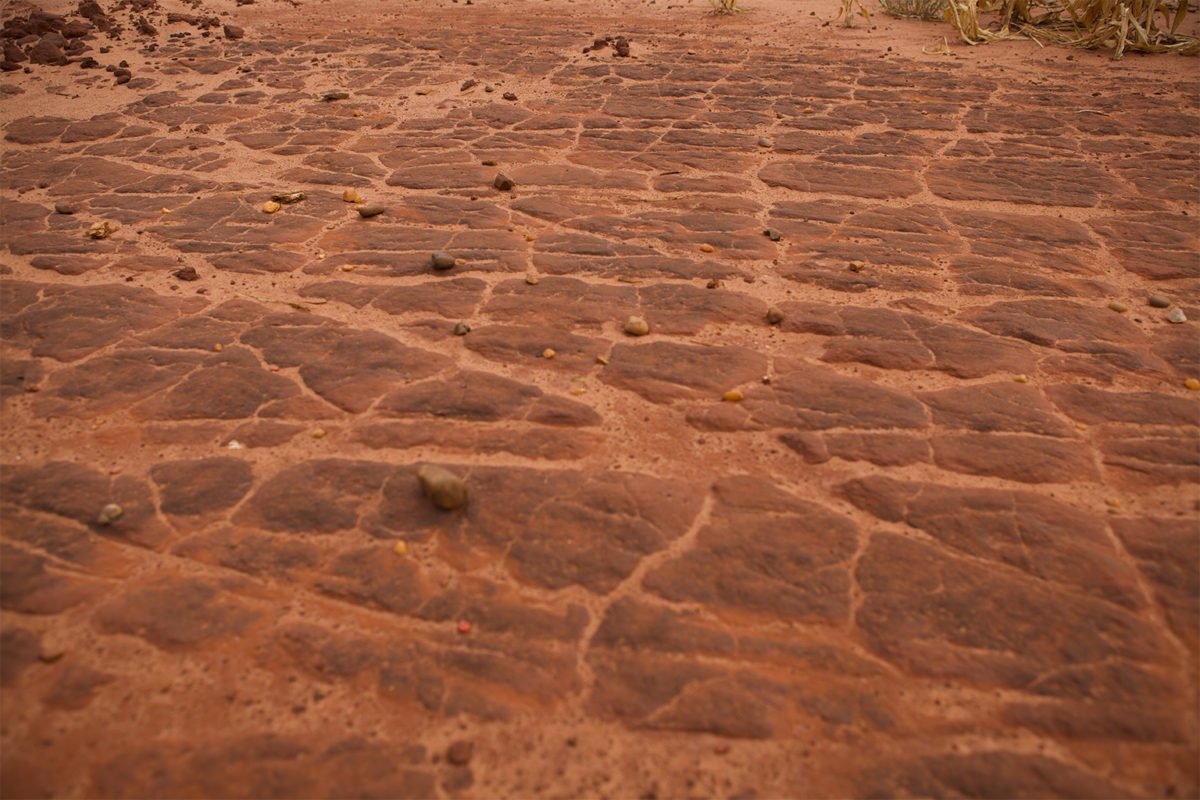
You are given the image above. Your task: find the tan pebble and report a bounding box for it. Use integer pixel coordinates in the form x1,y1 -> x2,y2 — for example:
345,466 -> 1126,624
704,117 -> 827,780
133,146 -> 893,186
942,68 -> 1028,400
416,464 -> 468,511
525,234 -> 535,242
262,200 -> 281,214
596,355 -> 609,365
525,274 -> 540,285
340,264 -> 355,272
392,541 -> 409,556
766,307 -> 784,325
624,316 -> 650,336
96,503 -> 123,526
802,106 -> 815,114
1075,422 -> 1088,431
723,389 -> 744,402
415,87 -> 432,95
1186,378 -> 1200,391
570,387 -> 587,395
342,188 -> 361,203
848,260 -> 865,272
86,220 -> 119,239
213,343 -> 223,352
1104,497 -> 1121,508
699,243 -> 715,253
312,428 -> 326,439
160,207 -> 170,215
1167,307 -> 1188,324
1013,374 -> 1028,383
1107,300 -> 1128,313
542,348 -> 556,359
454,258 -> 467,266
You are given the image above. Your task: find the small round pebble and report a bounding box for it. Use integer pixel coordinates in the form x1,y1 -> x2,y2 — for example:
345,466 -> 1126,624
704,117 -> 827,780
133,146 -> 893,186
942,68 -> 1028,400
54,201 -> 78,215
96,503 -> 123,525
1148,294 -> 1170,308
1167,307 -> 1187,324
417,464 -> 468,510
848,260 -> 865,272
624,316 -> 650,336
262,200 -> 281,214
453,321 -> 471,336
766,307 -> 784,325
493,173 -> 515,191
723,389 -> 744,402
312,428 -> 326,439
1107,300 -> 1128,313
542,348 -> 556,359
357,204 -> 386,218
342,188 -> 361,203
525,274 -> 540,285
1185,378 -> 1200,391
430,252 -> 457,270
392,541 -> 409,556
456,620 -> 472,635
699,243 -> 715,253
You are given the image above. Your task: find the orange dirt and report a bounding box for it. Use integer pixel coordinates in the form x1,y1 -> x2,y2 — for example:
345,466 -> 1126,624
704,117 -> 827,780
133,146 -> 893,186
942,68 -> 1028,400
1,0 -> 1197,797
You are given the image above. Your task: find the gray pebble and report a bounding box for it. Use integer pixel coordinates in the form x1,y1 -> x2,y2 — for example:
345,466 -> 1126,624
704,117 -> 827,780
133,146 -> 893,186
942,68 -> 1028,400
1148,294 -> 1171,308
431,252 -> 457,270
1167,307 -> 1187,324
357,204 -> 386,218
96,503 -> 123,525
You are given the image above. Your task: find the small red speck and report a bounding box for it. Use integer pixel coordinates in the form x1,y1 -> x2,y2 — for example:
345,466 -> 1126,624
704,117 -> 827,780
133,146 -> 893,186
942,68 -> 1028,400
457,620 -> 472,634
714,743 -> 730,755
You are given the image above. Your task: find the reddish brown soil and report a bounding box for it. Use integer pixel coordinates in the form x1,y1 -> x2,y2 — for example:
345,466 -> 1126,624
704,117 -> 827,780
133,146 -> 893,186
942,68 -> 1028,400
1,0 -> 1197,796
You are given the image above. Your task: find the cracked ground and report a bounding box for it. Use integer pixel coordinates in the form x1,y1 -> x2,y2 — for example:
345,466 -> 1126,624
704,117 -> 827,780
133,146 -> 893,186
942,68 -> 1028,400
0,0 -> 1198,796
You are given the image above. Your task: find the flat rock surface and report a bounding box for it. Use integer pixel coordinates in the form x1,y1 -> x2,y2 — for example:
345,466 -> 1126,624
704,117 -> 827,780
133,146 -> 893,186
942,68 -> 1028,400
1,0 -> 1197,796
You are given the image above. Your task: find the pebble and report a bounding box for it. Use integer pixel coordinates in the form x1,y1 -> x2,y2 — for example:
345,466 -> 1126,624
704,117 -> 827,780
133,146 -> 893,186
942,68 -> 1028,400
456,620 -> 472,635
357,204 -> 386,218
261,201 -> 281,214
460,78 -> 478,91
624,316 -> 650,336
757,136 -> 773,148
172,266 -> 199,281
1013,374 -> 1029,383
613,36 -> 630,57
699,243 -> 715,253
223,23 -> 244,39
213,343 -> 222,352
722,389 -> 744,402
596,355 -> 609,365
417,464 -> 468,510
430,252 -> 457,270
502,91 -> 517,101
54,201 -> 78,215
312,428 -> 326,439
1107,300 -> 1128,313
766,307 -> 784,325
1167,307 -> 1187,324
1184,378 -> 1200,391
271,191 -> 305,204
525,274 -> 540,285
393,541 -> 409,556
848,260 -> 866,272
446,741 -> 474,766
86,220 -> 118,239
493,172 -> 515,191
706,279 -> 722,289
484,84 -> 495,92
342,188 -> 361,203
481,159 -> 497,166
453,321 -> 471,336
96,503 -> 123,525
542,348 -> 556,359
1148,293 -> 1170,308
414,87 -> 432,95
763,227 -> 782,241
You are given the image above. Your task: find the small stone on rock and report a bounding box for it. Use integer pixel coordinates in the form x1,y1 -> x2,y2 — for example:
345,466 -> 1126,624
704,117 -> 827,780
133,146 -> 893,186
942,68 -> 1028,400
96,503 -> 123,525
393,541 -> 409,556
542,348 -> 556,359
262,201 -> 281,214
1185,378 -> 1200,391
1167,307 -> 1188,324
417,464 -> 468,510
766,307 -> 784,325
699,243 -> 715,253
357,204 -> 386,218
624,316 -> 650,336
461,78 -> 478,91
763,227 -> 782,241
431,252 -> 457,270
86,220 -> 118,239
849,260 -> 866,272
54,201 -> 78,215
493,173 -> 515,191
1148,293 -> 1171,308
1108,300 -> 1128,313
342,188 -> 361,203
271,191 -> 305,204
722,389 -> 744,402
453,321 -> 471,336
502,91 -> 517,101
758,137 -> 773,148
525,274 -> 539,285
321,90 -> 349,101
223,24 -> 244,39
312,428 -> 326,439
173,266 -> 199,281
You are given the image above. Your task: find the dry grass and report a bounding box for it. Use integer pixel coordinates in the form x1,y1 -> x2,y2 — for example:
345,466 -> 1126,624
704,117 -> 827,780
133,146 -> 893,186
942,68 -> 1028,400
837,0 -> 874,26
710,0 -> 743,13
881,0 -> 949,20
941,0 -> 1199,56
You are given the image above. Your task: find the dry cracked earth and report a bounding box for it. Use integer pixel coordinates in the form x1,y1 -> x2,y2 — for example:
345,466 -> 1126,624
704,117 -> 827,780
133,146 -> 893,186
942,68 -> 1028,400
0,0 -> 1198,796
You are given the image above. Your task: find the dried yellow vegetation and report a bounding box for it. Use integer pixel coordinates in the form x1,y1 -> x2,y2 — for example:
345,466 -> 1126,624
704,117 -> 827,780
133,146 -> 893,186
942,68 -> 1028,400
942,0 -> 1198,56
